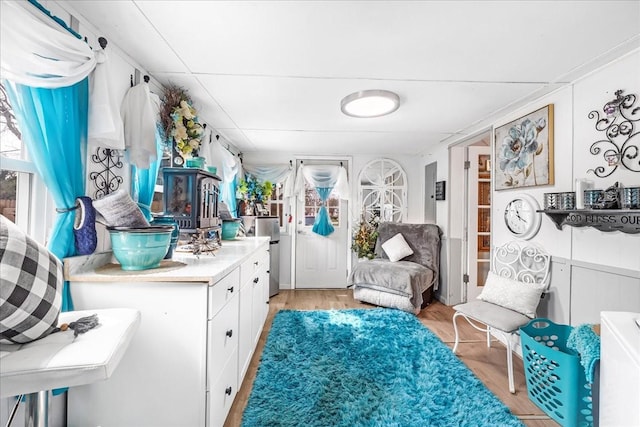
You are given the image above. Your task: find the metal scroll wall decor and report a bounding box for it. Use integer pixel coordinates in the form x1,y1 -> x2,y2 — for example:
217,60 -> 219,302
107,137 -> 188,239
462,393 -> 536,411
89,147 -> 123,199
588,89 -> 639,177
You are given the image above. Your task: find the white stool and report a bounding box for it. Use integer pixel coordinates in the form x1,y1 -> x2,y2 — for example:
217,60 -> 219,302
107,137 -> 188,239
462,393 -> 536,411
0,308 -> 141,426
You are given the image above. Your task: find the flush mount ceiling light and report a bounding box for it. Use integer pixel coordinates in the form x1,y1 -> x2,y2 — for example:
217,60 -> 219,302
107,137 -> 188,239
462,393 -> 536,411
340,90 -> 400,118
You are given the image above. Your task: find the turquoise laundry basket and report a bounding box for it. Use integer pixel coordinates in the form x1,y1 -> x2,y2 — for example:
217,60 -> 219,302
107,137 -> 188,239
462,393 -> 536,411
520,318 -> 594,427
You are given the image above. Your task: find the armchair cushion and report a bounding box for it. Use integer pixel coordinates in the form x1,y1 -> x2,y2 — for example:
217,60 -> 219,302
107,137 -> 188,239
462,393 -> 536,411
0,215 -> 62,344
375,222 -> 441,277
381,233 -> 413,262
477,271 -> 545,318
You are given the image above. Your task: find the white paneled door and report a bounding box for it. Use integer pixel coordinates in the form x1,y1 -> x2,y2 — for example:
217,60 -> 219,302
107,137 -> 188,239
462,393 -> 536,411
295,160 -> 349,288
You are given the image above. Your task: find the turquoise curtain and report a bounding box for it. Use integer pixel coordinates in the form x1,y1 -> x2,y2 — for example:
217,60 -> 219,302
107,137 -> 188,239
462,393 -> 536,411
131,125 -> 163,220
4,78 -> 90,312
312,187 -> 335,236
220,176 -> 238,218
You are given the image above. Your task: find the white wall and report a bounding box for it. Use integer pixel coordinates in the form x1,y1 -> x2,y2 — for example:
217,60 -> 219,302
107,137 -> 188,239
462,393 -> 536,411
422,48 -> 640,319
571,52 -> 640,270
491,51 -> 640,269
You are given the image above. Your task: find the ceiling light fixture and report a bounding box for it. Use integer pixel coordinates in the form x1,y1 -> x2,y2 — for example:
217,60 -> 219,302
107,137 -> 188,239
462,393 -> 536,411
340,90 -> 400,118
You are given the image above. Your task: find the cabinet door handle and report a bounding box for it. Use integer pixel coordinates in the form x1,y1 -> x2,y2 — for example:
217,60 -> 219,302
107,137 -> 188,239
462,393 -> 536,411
254,261 -> 259,266
225,386 -> 232,395
226,329 -> 233,338
227,286 -> 234,293
253,277 -> 259,283
267,270 -> 270,274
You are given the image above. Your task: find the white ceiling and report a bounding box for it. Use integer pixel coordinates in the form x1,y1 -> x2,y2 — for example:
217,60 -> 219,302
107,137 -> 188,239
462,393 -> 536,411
63,0 -> 640,155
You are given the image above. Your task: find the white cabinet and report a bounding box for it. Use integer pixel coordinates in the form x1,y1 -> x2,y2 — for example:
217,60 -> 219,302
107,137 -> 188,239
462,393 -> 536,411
207,271 -> 239,427
238,247 -> 270,385
65,239 -> 269,427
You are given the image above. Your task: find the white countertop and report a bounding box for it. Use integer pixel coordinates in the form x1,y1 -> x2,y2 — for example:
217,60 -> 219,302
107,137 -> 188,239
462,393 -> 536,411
64,237 -> 270,284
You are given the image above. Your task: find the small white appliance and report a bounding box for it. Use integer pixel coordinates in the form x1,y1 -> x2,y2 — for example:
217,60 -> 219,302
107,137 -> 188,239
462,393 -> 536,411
599,311 -> 640,426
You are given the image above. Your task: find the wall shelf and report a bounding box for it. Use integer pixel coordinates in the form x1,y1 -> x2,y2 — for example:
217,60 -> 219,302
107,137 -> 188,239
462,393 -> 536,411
538,209 -> 640,234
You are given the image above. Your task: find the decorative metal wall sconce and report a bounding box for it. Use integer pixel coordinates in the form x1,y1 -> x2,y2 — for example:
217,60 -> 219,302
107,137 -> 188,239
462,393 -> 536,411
587,89 -> 639,177
89,147 -> 123,199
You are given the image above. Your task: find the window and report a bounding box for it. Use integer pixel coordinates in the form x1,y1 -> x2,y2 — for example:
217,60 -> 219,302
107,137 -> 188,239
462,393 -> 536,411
151,152 -> 172,214
303,182 -> 340,227
0,83 -> 51,243
263,181 -> 284,226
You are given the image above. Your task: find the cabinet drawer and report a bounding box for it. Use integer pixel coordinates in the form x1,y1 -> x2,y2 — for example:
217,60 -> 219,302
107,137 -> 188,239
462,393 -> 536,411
208,348 -> 238,427
208,292 -> 239,387
208,268 -> 239,319
240,250 -> 268,286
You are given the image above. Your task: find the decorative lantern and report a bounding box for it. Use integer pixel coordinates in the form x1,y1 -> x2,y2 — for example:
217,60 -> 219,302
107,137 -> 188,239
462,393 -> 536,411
162,168 -> 221,233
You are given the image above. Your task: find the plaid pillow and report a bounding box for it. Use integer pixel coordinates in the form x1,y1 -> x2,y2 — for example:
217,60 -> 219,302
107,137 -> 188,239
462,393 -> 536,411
0,215 -> 62,344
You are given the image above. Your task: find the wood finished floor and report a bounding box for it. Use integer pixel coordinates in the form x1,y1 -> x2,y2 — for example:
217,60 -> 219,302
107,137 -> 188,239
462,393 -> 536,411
224,290 -> 558,427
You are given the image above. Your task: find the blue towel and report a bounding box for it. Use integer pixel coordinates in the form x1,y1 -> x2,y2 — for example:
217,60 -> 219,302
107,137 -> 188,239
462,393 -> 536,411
567,324 -> 601,383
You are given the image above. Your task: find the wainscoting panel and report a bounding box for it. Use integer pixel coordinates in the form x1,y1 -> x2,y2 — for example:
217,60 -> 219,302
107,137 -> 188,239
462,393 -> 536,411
538,258 -> 571,325
570,265 -> 640,325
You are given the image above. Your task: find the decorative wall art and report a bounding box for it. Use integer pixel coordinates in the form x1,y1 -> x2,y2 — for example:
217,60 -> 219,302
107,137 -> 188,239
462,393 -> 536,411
494,105 -> 555,191
587,89 -> 639,178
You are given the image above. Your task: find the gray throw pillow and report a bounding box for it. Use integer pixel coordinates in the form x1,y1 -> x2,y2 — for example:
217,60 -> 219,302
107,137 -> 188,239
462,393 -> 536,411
0,215 -> 62,344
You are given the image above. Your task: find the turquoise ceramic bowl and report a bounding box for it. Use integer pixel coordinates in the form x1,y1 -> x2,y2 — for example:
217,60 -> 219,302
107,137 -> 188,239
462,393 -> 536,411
221,219 -> 242,240
108,226 -> 173,271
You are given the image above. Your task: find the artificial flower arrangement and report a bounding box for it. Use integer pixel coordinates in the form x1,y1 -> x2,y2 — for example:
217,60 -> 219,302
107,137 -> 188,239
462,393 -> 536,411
160,84 -> 204,158
238,175 -> 273,203
351,213 -> 380,259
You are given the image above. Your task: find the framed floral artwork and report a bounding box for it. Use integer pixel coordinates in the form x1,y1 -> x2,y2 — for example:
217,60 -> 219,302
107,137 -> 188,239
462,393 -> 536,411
494,104 -> 554,190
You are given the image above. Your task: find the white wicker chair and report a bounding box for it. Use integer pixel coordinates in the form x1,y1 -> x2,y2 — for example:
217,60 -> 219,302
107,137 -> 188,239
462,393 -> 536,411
452,241 -> 551,393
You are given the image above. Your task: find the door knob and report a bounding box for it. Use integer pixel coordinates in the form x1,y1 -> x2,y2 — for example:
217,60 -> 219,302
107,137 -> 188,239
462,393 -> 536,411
226,329 -> 233,337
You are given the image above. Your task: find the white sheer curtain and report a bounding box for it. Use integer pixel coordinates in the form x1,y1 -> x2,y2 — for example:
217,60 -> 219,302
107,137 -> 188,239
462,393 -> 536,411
0,1 -> 96,88
294,164 -> 350,201
243,164 -> 295,198
200,136 -> 240,214
120,82 -> 160,168
88,47 -> 124,149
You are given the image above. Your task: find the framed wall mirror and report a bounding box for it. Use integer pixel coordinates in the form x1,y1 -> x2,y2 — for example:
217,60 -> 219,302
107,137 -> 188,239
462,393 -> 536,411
358,159 -> 407,223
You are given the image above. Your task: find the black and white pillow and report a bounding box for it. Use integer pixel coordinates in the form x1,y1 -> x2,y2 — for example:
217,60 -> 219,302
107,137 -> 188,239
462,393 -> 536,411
0,215 -> 62,344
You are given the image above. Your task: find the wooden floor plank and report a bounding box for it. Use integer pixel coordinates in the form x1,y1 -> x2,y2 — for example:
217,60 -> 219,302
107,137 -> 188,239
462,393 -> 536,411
224,290 -> 558,427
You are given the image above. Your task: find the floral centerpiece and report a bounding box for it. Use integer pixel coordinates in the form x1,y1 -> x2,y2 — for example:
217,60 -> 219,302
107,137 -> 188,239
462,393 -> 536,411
351,214 -> 379,259
160,84 -> 204,159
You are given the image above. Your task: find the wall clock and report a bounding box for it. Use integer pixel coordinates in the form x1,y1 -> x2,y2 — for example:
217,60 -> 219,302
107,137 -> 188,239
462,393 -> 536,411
503,193 -> 541,240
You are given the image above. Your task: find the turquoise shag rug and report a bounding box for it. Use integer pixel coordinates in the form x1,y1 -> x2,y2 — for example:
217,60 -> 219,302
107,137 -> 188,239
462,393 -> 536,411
242,309 -> 523,426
